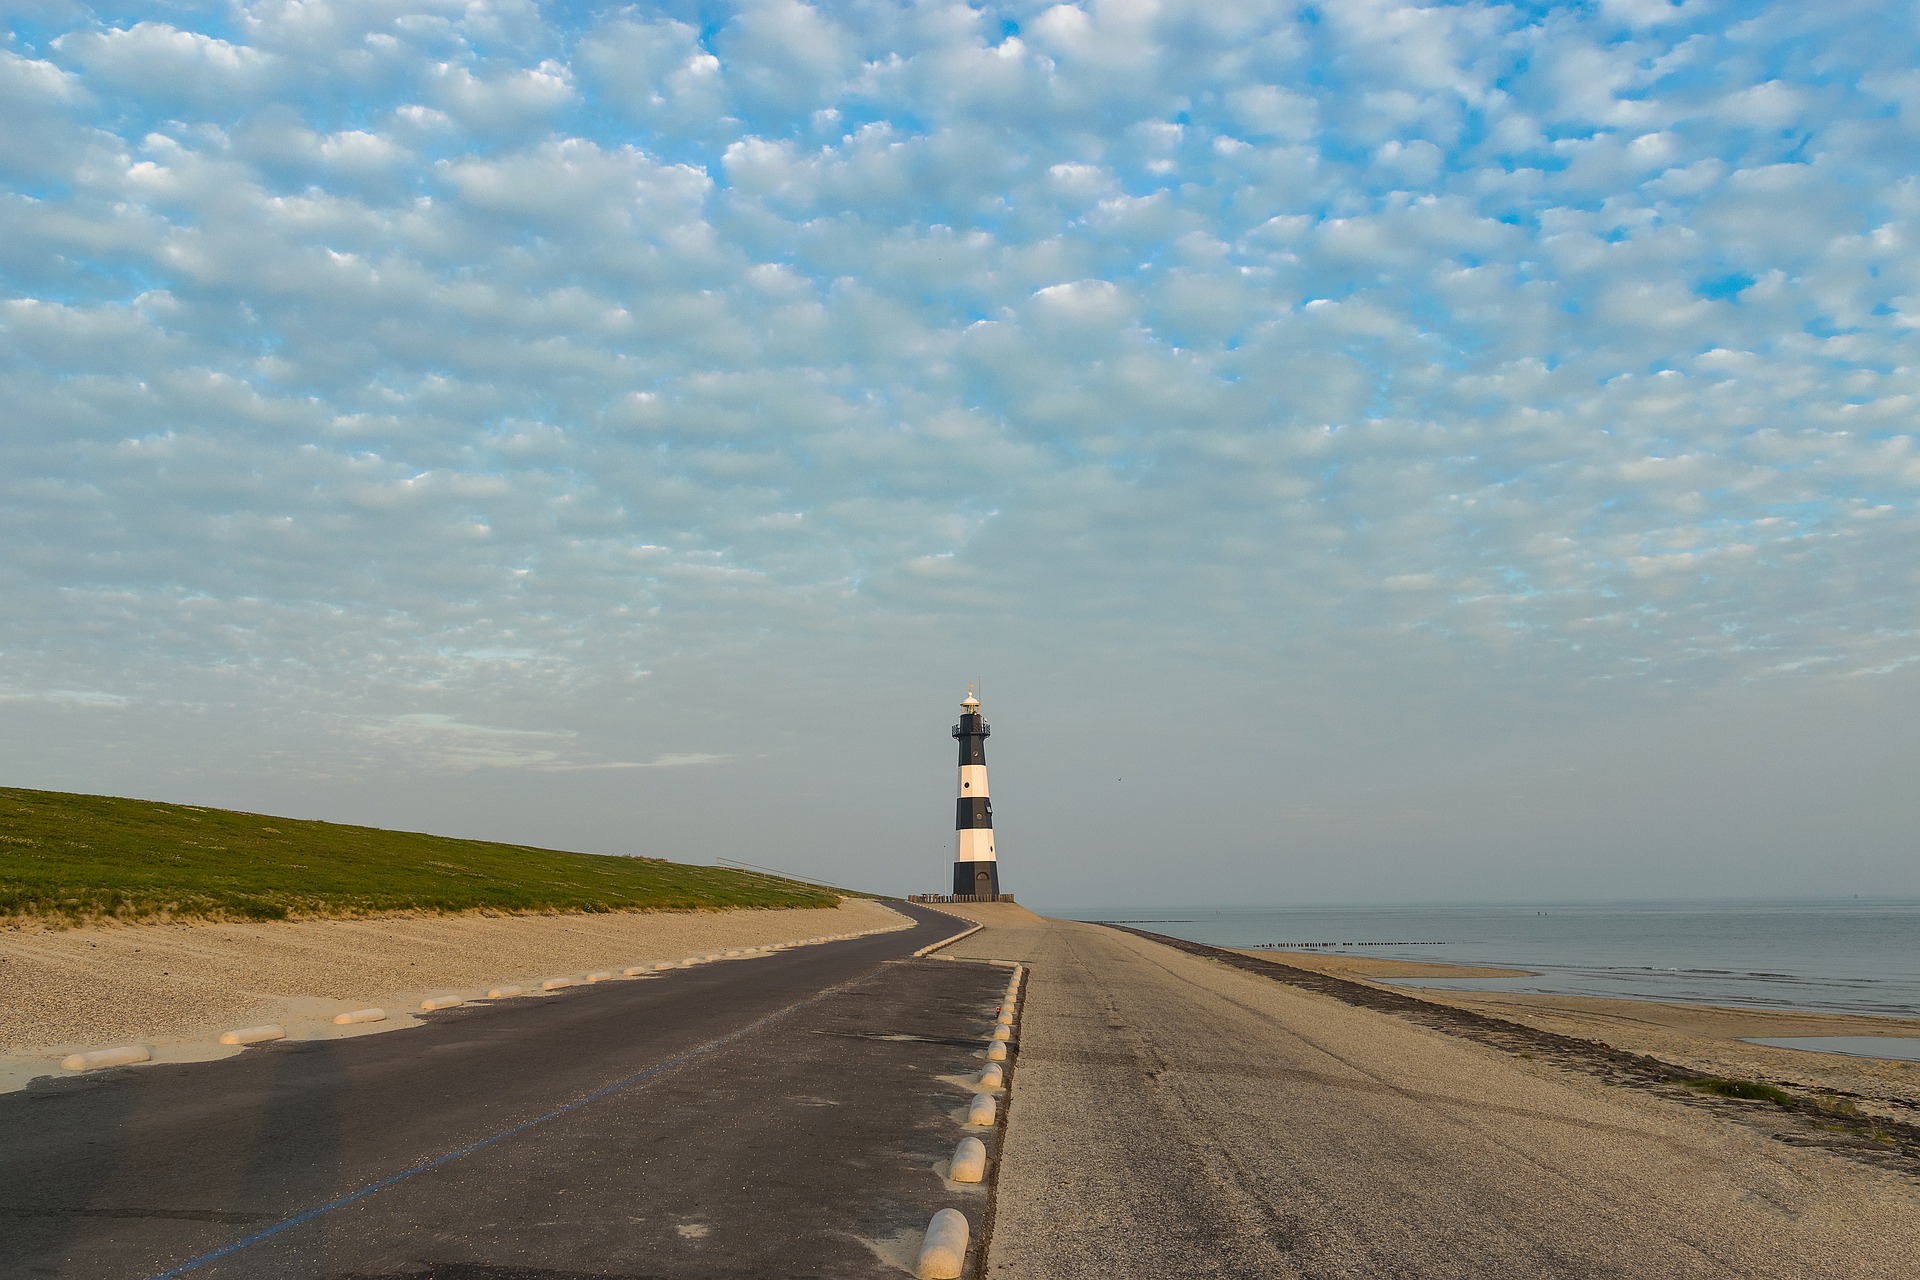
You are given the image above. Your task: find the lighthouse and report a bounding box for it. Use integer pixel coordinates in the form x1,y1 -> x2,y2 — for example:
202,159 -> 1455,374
952,690 -> 1000,899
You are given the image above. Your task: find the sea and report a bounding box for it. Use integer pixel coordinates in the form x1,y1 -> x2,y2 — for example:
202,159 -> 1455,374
1040,898 -> 1920,1020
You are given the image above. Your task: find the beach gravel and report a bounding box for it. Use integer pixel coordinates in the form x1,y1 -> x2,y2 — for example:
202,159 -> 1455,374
943,905 -> 1920,1280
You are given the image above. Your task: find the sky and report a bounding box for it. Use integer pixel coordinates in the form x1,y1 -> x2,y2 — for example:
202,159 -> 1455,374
2,0 -> 1916,908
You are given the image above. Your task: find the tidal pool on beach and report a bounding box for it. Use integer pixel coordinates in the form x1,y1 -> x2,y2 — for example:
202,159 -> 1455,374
1741,1036 -> 1920,1063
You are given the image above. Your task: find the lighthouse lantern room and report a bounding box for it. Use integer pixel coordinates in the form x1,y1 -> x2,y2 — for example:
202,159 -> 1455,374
952,690 -> 1000,899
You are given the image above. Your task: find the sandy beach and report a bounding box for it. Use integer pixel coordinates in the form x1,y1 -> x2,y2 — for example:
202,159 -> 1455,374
0,898 -> 909,1091
1243,948 -> 1920,1124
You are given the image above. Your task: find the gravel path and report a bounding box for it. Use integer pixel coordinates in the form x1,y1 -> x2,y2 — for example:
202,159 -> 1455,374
943,905 -> 1920,1280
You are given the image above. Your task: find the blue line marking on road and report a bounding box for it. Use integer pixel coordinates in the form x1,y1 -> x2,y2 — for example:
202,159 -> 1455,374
142,979 -> 852,1279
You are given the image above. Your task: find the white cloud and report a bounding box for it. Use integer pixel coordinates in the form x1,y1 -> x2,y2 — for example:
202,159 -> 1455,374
2,0 -> 1918,895
440,138 -> 710,236
0,49 -> 94,179
350,713 -> 729,771
578,15 -> 728,130
54,23 -> 277,113
432,60 -> 575,135
716,0 -> 855,114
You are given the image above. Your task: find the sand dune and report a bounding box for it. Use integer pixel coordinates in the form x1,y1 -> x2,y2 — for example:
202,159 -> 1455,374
0,898 -> 908,1090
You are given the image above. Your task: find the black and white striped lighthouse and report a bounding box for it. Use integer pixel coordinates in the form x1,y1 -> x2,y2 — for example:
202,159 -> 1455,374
952,690 -> 1000,899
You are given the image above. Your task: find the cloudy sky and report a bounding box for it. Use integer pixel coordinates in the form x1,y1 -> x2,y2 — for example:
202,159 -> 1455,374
3,0 -> 1916,907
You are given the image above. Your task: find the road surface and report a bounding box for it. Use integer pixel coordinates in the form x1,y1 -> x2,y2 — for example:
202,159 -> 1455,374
2,903 -> 1003,1280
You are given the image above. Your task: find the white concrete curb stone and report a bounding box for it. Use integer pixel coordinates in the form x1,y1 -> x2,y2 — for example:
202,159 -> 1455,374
966,1093 -> 997,1126
978,1062 -> 1003,1089
913,920 -> 984,958
333,1008 -> 386,1025
488,985 -> 524,999
541,978 -> 574,990
916,1207 -> 970,1279
990,1025 -> 1010,1042
584,971 -> 615,983
218,1024 -> 287,1045
420,997 -> 462,1011
985,1041 -> 1007,1062
61,1045 -> 151,1071
949,1136 -> 988,1184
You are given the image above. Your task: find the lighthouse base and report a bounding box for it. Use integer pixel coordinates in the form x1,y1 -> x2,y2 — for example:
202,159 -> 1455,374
952,861 -> 1000,898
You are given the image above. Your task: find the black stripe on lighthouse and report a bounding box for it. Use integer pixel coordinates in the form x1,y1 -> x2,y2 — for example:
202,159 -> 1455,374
956,797 -> 993,827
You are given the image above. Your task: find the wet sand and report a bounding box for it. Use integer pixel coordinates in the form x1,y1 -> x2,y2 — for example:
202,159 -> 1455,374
0,898 -> 909,1091
1244,948 -> 1920,1124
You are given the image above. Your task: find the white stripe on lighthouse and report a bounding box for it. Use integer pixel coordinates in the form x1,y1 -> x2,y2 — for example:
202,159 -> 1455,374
958,764 -> 989,796
955,828 -> 996,863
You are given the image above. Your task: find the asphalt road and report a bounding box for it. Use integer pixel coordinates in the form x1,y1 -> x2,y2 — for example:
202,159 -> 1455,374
2,903 -> 1006,1280
944,907 -> 1920,1280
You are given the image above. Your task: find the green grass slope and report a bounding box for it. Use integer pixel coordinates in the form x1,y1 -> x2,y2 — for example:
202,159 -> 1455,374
0,786 -> 842,925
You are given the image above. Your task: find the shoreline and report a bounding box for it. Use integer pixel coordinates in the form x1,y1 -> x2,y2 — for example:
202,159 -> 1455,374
1234,950 -> 1537,980
1242,947 -> 1920,1124
0,898 -> 911,1094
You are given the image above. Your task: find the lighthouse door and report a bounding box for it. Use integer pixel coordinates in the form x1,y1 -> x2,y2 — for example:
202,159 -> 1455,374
974,868 -> 992,894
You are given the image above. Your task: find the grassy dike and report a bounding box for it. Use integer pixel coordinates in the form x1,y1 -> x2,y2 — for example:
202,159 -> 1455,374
0,786 -> 841,925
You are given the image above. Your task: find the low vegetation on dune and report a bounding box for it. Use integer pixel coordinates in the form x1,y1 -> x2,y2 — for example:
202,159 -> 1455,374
0,786 -> 842,925
1680,1077 -> 1795,1107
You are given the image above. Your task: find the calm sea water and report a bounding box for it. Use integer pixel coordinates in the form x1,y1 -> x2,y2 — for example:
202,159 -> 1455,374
1040,899 -> 1920,1018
